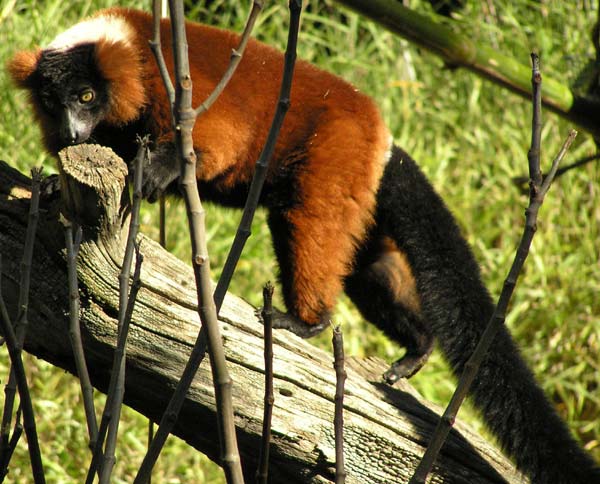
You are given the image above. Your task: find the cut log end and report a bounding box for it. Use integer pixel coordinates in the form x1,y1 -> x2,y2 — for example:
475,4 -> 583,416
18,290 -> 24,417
57,144 -> 129,234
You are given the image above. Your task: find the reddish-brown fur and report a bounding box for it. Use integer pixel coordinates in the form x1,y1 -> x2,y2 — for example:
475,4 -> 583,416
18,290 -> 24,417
121,8 -> 392,324
94,38 -> 146,125
374,237 -> 420,313
7,49 -> 57,153
7,50 -> 41,87
9,7 -> 391,325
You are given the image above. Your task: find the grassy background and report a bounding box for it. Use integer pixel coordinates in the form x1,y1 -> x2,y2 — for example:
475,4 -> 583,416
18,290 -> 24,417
1,0 -> 599,482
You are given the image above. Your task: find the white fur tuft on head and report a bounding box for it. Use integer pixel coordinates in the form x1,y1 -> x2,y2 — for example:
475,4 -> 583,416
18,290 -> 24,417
46,13 -> 133,51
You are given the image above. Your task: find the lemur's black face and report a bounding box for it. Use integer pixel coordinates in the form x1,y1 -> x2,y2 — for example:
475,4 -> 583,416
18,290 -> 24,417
34,43 -> 109,148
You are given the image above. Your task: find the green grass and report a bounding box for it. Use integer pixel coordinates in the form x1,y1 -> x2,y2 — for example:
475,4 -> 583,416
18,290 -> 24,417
1,0 -> 599,482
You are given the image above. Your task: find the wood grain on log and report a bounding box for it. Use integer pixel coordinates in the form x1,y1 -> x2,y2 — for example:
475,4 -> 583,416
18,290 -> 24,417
0,147 -> 526,484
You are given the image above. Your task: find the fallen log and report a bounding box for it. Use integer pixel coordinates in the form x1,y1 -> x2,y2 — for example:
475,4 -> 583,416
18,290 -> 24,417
0,146 -> 525,483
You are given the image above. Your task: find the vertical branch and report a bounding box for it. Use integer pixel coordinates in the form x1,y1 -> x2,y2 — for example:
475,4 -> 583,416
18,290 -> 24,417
85,137 -> 149,484
0,257 -> 45,484
64,221 -> 98,448
134,321 -> 209,483
0,168 -> 41,477
332,326 -> 346,484
214,0 -> 303,312
150,4 -> 170,479
1,406 -> 23,478
99,244 -> 144,483
135,0 -> 261,480
139,1 -> 301,480
256,283 -> 274,484
409,55 -> 577,484
15,167 -> 42,345
169,0 -> 244,480
528,54 -> 543,189
159,197 -> 166,248
0,370 -> 14,472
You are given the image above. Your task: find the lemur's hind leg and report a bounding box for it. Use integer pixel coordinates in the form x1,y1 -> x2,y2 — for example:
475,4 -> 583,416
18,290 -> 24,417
345,236 -> 434,383
265,114 -> 387,337
265,209 -> 333,337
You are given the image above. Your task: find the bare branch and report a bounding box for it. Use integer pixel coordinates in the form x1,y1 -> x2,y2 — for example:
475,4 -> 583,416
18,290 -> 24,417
256,283 -> 274,484
332,326 -> 346,484
194,1 -> 263,117
409,53 -> 577,484
64,221 -> 98,449
214,0 -> 303,311
150,0 -> 175,107
528,54 -> 543,190
97,137 -> 148,484
540,131 -> 578,195
1,406 -> 23,477
135,1 -> 244,480
14,167 -> 41,345
0,257 -> 45,484
0,169 -> 42,480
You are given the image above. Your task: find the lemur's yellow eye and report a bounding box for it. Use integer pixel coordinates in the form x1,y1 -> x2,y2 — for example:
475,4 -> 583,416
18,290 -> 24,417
79,90 -> 94,103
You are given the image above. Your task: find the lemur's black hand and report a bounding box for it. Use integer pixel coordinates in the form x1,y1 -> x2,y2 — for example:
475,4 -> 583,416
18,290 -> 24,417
137,143 -> 179,202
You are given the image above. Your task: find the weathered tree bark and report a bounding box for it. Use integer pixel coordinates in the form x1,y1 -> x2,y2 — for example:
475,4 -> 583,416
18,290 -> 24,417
0,147 -> 526,484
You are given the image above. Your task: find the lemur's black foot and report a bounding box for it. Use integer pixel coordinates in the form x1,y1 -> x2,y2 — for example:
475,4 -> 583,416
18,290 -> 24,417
383,348 -> 433,385
256,306 -> 329,338
381,312 -> 437,384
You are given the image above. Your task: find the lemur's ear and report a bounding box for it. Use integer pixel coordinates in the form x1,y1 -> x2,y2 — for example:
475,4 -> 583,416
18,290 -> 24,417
7,49 -> 42,88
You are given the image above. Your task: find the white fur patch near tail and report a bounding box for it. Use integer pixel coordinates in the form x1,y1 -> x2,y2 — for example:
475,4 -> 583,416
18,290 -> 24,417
382,135 -> 394,166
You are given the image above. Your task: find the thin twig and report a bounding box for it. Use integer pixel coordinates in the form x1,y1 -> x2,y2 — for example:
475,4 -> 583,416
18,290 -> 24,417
409,53 -> 577,484
513,152 -> 600,190
150,0 -> 174,107
3,406 -> 23,474
256,283 -> 274,484
15,167 -> 42,345
149,4 -> 170,479
332,325 -> 346,484
0,168 -> 41,477
194,1 -> 263,117
0,405 -> 22,482
214,0 -> 303,312
0,374 -> 15,474
147,193 -> 166,484
135,2 -> 271,480
540,135 -> 577,195
0,256 -> 45,484
64,221 -> 98,449
99,244 -> 144,483
166,0 -> 243,479
85,137 -> 149,483
146,419 -> 154,484
133,328 -> 209,483
528,54 -> 543,190
159,196 -> 166,248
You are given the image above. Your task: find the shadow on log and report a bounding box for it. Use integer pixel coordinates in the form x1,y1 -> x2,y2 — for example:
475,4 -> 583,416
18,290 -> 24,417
0,146 -> 526,483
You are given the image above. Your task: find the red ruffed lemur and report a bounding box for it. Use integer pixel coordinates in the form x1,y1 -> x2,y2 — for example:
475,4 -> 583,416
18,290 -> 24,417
7,7 -> 600,483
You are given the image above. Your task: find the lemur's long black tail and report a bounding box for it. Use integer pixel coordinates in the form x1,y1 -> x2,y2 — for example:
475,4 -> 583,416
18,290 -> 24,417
377,146 -> 600,483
